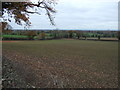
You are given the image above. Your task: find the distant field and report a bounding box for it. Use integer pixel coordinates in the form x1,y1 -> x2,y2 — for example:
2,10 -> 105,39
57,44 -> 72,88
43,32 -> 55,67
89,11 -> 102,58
2,35 -> 28,38
2,39 -> 118,88
85,37 -> 118,40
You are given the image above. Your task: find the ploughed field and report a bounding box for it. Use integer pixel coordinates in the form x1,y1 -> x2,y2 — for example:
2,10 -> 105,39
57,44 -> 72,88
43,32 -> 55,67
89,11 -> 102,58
2,39 -> 118,88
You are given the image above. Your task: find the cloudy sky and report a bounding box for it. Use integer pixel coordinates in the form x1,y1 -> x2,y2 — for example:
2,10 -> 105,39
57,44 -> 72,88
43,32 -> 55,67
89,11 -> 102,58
8,0 -> 119,30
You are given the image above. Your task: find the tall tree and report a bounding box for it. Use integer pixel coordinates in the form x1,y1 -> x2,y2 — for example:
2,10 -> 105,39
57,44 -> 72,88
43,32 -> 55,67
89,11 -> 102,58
0,22 -> 13,34
27,30 -> 37,40
68,30 -> 74,38
75,31 -> 83,39
1,0 -> 57,28
118,31 -> 120,40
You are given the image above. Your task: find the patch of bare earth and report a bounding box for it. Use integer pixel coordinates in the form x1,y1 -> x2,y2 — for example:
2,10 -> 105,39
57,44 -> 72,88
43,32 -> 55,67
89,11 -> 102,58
2,50 -> 118,88
3,50 -> 69,88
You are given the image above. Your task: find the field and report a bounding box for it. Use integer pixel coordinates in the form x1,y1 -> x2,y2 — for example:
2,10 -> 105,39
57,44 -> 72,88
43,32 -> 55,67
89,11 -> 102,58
2,39 -> 118,88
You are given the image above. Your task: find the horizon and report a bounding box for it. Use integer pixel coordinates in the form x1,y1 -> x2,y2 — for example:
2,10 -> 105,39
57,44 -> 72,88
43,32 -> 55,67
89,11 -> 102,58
12,28 -> 118,31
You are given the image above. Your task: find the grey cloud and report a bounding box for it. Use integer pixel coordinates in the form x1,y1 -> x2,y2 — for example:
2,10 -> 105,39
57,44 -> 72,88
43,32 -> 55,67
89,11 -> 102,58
10,1 -> 118,30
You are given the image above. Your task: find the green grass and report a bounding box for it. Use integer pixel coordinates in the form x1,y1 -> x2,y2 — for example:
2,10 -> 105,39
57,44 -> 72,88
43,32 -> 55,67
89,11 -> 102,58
2,35 -> 28,38
3,39 -> 118,88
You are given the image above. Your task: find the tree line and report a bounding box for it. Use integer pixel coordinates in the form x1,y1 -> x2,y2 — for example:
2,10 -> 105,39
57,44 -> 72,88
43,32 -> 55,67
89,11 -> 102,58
2,29 -> 119,40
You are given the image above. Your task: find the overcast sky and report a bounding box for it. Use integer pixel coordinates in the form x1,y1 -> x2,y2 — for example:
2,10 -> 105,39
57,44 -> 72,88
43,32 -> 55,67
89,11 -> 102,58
8,0 -> 119,30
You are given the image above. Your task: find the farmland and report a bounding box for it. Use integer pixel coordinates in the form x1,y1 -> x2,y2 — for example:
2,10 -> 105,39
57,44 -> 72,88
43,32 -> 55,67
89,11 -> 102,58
2,39 -> 118,88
